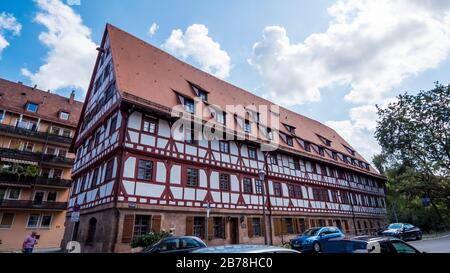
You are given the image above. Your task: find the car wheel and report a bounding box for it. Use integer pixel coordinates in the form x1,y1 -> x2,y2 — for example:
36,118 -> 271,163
313,242 -> 321,253
416,233 -> 422,241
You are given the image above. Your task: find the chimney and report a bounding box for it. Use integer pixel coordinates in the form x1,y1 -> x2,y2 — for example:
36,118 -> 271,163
33,84 -> 37,90
69,90 -> 75,104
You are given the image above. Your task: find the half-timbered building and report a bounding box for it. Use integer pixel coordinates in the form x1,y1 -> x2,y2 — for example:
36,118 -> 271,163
62,24 -> 387,253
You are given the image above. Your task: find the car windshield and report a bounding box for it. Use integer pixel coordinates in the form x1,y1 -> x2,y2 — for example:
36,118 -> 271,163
302,228 -> 321,236
388,224 -> 403,229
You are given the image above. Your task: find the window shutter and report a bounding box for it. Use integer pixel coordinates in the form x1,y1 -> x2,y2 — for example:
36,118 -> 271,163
152,215 -> 161,232
273,218 -> 280,236
293,219 -> 299,234
223,218 -> 227,239
247,217 -> 253,238
282,219 -> 288,234
121,214 -> 135,243
208,217 -> 214,240
185,217 -> 194,236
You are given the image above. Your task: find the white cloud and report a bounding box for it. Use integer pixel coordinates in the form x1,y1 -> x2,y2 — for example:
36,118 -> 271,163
21,0 -> 97,95
0,12 -> 21,56
162,24 -> 231,79
66,0 -> 81,5
148,22 -> 159,36
249,0 -> 450,106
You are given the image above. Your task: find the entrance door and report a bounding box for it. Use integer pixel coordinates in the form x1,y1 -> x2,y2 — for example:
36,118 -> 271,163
229,218 -> 239,244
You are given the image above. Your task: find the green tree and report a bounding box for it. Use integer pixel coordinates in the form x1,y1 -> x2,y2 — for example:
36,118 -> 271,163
375,83 -> 450,230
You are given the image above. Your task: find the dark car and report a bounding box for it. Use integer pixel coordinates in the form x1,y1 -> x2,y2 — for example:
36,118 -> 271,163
192,245 -> 301,253
142,236 -> 207,253
378,223 -> 422,241
290,226 -> 345,253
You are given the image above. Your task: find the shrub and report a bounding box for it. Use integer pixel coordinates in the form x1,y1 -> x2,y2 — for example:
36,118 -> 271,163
131,231 -> 170,248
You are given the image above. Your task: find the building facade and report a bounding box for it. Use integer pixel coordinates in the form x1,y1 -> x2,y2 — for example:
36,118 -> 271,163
62,24 -> 387,253
0,79 -> 82,252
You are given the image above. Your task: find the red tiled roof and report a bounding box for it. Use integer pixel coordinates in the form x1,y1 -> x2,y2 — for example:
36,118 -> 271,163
105,24 -> 380,176
0,78 -> 83,128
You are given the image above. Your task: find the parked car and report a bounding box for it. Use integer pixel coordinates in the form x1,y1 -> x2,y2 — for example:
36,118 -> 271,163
192,244 -> 301,253
347,236 -> 423,253
378,223 -> 422,241
141,236 -> 207,253
290,226 -> 345,253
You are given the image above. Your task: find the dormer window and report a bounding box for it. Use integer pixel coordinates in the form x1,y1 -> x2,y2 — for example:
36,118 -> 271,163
343,145 -> 356,156
304,141 -> 311,152
26,102 -> 38,113
198,90 -> 208,102
285,124 -> 296,134
59,111 -> 70,120
318,147 -> 325,156
332,151 -> 338,160
286,135 -> 293,146
244,120 -> 251,133
184,99 -> 195,113
267,128 -> 273,140
343,155 -> 349,163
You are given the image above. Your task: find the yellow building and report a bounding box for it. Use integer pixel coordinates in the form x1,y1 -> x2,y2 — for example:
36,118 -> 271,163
0,78 -> 82,252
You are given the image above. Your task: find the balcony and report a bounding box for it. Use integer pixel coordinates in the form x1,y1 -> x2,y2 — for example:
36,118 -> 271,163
0,173 -> 72,188
0,200 -> 68,211
0,123 -> 72,146
0,148 -> 74,167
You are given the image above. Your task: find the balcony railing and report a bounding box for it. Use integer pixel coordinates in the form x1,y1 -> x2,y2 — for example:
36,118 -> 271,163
0,123 -> 72,145
0,148 -> 74,167
0,173 -> 72,188
0,200 -> 68,210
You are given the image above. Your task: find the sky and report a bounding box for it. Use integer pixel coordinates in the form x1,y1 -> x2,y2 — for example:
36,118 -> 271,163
1,0 -> 450,163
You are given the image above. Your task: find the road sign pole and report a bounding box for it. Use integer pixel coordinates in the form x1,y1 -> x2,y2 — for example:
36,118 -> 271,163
205,202 -> 210,241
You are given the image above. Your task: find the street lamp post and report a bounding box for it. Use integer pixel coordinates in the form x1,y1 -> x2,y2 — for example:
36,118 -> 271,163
258,169 -> 268,245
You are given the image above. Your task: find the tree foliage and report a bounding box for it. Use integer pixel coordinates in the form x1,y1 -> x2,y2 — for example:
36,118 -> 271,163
375,83 -> 450,230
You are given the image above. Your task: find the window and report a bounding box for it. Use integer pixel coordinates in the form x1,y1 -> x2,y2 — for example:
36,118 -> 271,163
0,213 -> 14,228
41,168 -> 51,178
50,126 -> 61,135
318,147 -> 325,156
134,215 -> 151,237
304,142 -> 311,152
40,215 -> 52,228
34,191 -> 45,203
244,120 -> 251,133
185,128 -> 196,145
92,168 -> 100,186
294,186 -> 302,199
329,167 -> 335,178
243,178 -> 253,194
219,174 -> 230,191
332,151 -> 338,160
219,141 -> 229,153
252,218 -> 262,237
8,189 -> 21,200
47,192 -> 57,202
137,160 -> 153,181
285,218 -> 294,234
273,182 -> 282,197
255,180 -> 263,195
216,111 -> 226,125
26,102 -> 38,113
248,147 -> 257,159
59,111 -> 70,120
310,162 -> 317,174
286,136 -> 293,146
0,109 -> 5,124
286,125 -> 295,134
288,185 -> 295,197
267,128 -> 273,140
58,149 -> 67,158
53,169 -> 62,179
23,142 -> 34,152
46,147 -> 56,155
320,165 -> 328,176
105,159 -> 114,180
110,116 -> 118,132
27,214 -> 40,228
293,159 -> 301,170
198,90 -> 208,102
62,129 -> 71,138
143,118 -> 157,134
186,168 -> 199,187
86,217 -> 97,244
343,155 -> 349,163
270,153 -> 278,165
312,188 -> 330,202
213,217 -> 225,239
184,99 -> 195,113
193,217 -> 205,239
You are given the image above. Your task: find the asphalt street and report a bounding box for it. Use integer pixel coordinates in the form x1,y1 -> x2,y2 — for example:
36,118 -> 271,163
409,235 -> 450,253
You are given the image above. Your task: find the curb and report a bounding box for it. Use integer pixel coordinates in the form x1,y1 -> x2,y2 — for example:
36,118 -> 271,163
421,233 -> 450,241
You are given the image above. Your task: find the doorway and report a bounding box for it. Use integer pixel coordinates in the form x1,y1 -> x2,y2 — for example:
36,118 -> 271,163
229,218 -> 239,244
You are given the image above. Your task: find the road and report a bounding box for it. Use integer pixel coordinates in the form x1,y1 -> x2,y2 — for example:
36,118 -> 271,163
409,235 -> 450,253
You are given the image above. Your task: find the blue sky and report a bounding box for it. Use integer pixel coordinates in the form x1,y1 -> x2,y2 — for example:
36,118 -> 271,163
1,0 -> 450,162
